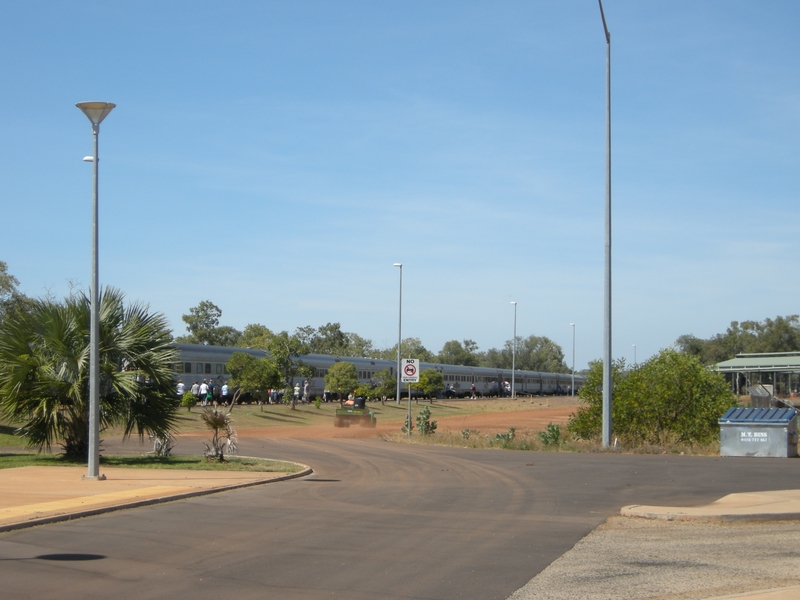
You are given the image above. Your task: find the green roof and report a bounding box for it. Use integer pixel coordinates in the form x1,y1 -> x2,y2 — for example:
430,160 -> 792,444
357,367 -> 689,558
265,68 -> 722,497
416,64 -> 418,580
715,352 -> 800,373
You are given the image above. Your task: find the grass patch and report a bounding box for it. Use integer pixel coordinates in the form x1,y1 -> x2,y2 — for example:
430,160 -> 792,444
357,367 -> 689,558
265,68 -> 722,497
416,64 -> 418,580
0,453 -> 302,473
0,424 -> 23,447
384,427 -> 721,456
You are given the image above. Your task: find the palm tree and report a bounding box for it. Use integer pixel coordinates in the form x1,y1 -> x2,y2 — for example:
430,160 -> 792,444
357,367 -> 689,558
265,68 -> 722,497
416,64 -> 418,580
0,287 -> 179,458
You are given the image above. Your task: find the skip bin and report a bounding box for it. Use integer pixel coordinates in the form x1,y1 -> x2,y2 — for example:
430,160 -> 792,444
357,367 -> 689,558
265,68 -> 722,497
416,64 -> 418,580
719,407 -> 798,458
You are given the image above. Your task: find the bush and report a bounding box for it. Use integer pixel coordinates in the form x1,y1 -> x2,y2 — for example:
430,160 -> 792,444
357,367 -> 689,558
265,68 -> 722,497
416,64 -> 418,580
539,423 -> 561,446
416,405 -> 438,435
568,349 -> 737,446
490,427 -> 515,447
180,393 -> 196,411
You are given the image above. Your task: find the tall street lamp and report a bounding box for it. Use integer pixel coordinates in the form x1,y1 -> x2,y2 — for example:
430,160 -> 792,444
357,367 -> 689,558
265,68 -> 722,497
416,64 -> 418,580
76,101 -> 115,480
393,263 -> 402,405
598,0 -> 613,449
633,344 -> 637,367
510,302 -> 517,399
570,323 -> 576,396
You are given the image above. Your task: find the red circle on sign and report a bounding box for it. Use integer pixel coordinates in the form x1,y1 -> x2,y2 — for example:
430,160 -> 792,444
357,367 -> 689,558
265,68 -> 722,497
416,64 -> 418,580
404,364 -> 417,376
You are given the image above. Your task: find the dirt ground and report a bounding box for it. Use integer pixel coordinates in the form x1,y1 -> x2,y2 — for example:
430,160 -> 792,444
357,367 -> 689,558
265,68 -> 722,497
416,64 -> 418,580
225,397 -> 580,440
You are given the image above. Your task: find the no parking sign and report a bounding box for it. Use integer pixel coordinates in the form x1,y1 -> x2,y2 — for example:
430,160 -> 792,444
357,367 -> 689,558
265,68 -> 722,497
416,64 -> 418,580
401,358 -> 419,383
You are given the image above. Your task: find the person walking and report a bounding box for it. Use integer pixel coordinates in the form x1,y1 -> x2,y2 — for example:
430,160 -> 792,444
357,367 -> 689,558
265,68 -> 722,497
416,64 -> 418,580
302,380 -> 309,405
292,382 -> 301,409
199,380 -> 208,407
177,380 -> 185,398
470,383 -> 476,399
221,382 -> 229,405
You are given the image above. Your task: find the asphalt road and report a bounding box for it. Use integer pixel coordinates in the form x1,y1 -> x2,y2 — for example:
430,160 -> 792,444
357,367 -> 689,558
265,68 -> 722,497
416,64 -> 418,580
0,438 -> 799,599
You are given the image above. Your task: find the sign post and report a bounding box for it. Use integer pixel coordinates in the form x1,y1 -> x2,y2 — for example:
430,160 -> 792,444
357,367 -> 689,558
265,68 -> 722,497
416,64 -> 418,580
402,359 -> 419,438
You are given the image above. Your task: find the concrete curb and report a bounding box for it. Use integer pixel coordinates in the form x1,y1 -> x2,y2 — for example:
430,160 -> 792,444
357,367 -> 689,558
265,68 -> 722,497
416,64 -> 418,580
621,505 -> 800,523
0,459 -> 312,534
621,489 -> 800,523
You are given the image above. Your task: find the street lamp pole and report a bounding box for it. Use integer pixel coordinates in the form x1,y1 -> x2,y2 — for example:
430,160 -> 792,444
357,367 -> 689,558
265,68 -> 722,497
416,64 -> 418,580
598,0 -> 613,449
76,101 -> 115,480
393,263 -> 402,405
570,323 -> 576,396
511,302 -> 517,399
633,344 -> 637,367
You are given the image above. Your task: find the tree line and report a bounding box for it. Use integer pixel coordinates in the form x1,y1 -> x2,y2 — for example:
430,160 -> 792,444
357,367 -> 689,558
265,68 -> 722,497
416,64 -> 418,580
175,299 -> 571,374
675,315 -> 800,365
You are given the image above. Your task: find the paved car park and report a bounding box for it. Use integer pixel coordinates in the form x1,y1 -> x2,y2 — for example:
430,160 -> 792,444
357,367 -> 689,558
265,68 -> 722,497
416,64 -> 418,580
0,438 -> 799,599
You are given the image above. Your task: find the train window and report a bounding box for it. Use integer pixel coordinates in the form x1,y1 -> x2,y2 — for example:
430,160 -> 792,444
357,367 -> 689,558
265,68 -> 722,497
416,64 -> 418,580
204,363 -> 211,374
185,362 -> 192,374
223,366 -> 229,375
175,363 -> 184,374
216,364 -> 223,375
196,363 -> 203,375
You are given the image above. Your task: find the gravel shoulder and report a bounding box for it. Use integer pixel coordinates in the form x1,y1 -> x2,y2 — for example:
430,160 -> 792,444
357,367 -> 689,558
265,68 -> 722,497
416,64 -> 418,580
508,516 -> 800,600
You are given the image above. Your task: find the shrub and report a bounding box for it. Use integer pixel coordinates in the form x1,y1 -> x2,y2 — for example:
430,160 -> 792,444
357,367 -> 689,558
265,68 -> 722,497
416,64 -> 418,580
490,427 -> 516,447
568,349 -> 737,446
416,405 -> 438,435
201,408 -> 237,462
462,428 -> 479,440
180,392 -> 196,411
539,423 -> 561,446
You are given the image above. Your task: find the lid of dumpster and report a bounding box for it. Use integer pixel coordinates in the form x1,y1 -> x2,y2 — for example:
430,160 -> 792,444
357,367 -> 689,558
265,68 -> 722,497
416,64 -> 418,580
719,407 -> 798,424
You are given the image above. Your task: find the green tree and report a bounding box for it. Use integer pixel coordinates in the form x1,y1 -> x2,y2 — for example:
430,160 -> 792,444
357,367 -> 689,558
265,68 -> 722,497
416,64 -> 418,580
437,340 -> 479,366
239,323 -> 274,350
568,349 -> 737,445
177,300 -> 241,346
377,337 -> 434,362
324,361 -> 359,405
676,315 -> 800,365
373,368 -> 396,398
481,335 -> 568,372
0,288 -> 179,458
0,261 -> 32,325
294,323 -> 375,357
226,352 -> 282,409
267,331 -> 313,409
417,368 -> 445,401
346,332 -> 374,357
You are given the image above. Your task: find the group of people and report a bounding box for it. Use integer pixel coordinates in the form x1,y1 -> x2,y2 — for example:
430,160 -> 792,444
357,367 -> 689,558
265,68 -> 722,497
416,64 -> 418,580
176,379 -> 230,406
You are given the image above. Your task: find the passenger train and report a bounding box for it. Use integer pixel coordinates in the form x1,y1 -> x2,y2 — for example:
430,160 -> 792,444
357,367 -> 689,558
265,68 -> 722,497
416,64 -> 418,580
174,343 -> 584,399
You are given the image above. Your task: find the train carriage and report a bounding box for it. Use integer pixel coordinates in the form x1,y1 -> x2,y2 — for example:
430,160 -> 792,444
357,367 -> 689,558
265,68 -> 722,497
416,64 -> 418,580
173,343 -> 584,401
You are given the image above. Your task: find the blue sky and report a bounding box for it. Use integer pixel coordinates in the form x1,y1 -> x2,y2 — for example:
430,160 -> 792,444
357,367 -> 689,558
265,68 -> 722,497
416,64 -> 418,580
2,1 -> 799,370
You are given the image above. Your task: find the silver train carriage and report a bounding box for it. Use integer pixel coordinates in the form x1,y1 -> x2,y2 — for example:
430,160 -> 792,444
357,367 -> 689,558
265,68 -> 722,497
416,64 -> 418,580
173,343 -> 584,399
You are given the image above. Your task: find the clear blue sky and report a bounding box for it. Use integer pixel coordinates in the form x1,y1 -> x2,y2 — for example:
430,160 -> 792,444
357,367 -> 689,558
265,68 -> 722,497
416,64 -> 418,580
2,1 -> 799,371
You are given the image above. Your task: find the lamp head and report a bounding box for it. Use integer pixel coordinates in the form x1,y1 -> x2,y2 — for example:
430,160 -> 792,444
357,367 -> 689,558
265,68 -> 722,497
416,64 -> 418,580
76,102 -> 116,126
393,263 -> 402,267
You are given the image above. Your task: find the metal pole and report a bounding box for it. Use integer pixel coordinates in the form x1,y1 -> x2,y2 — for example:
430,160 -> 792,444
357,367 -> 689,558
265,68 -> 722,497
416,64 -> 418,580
599,0 -> 612,448
394,263 -> 402,405
407,384 -> 412,438
88,123 -> 101,479
633,344 -> 636,367
511,302 -> 517,399
570,323 -> 576,396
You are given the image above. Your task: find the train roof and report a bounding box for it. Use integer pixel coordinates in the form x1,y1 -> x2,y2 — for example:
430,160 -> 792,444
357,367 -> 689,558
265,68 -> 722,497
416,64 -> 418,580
172,343 -> 584,381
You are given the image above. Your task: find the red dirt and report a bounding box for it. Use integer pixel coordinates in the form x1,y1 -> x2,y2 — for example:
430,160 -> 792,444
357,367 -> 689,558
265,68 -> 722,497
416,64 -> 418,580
230,405 -> 578,440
